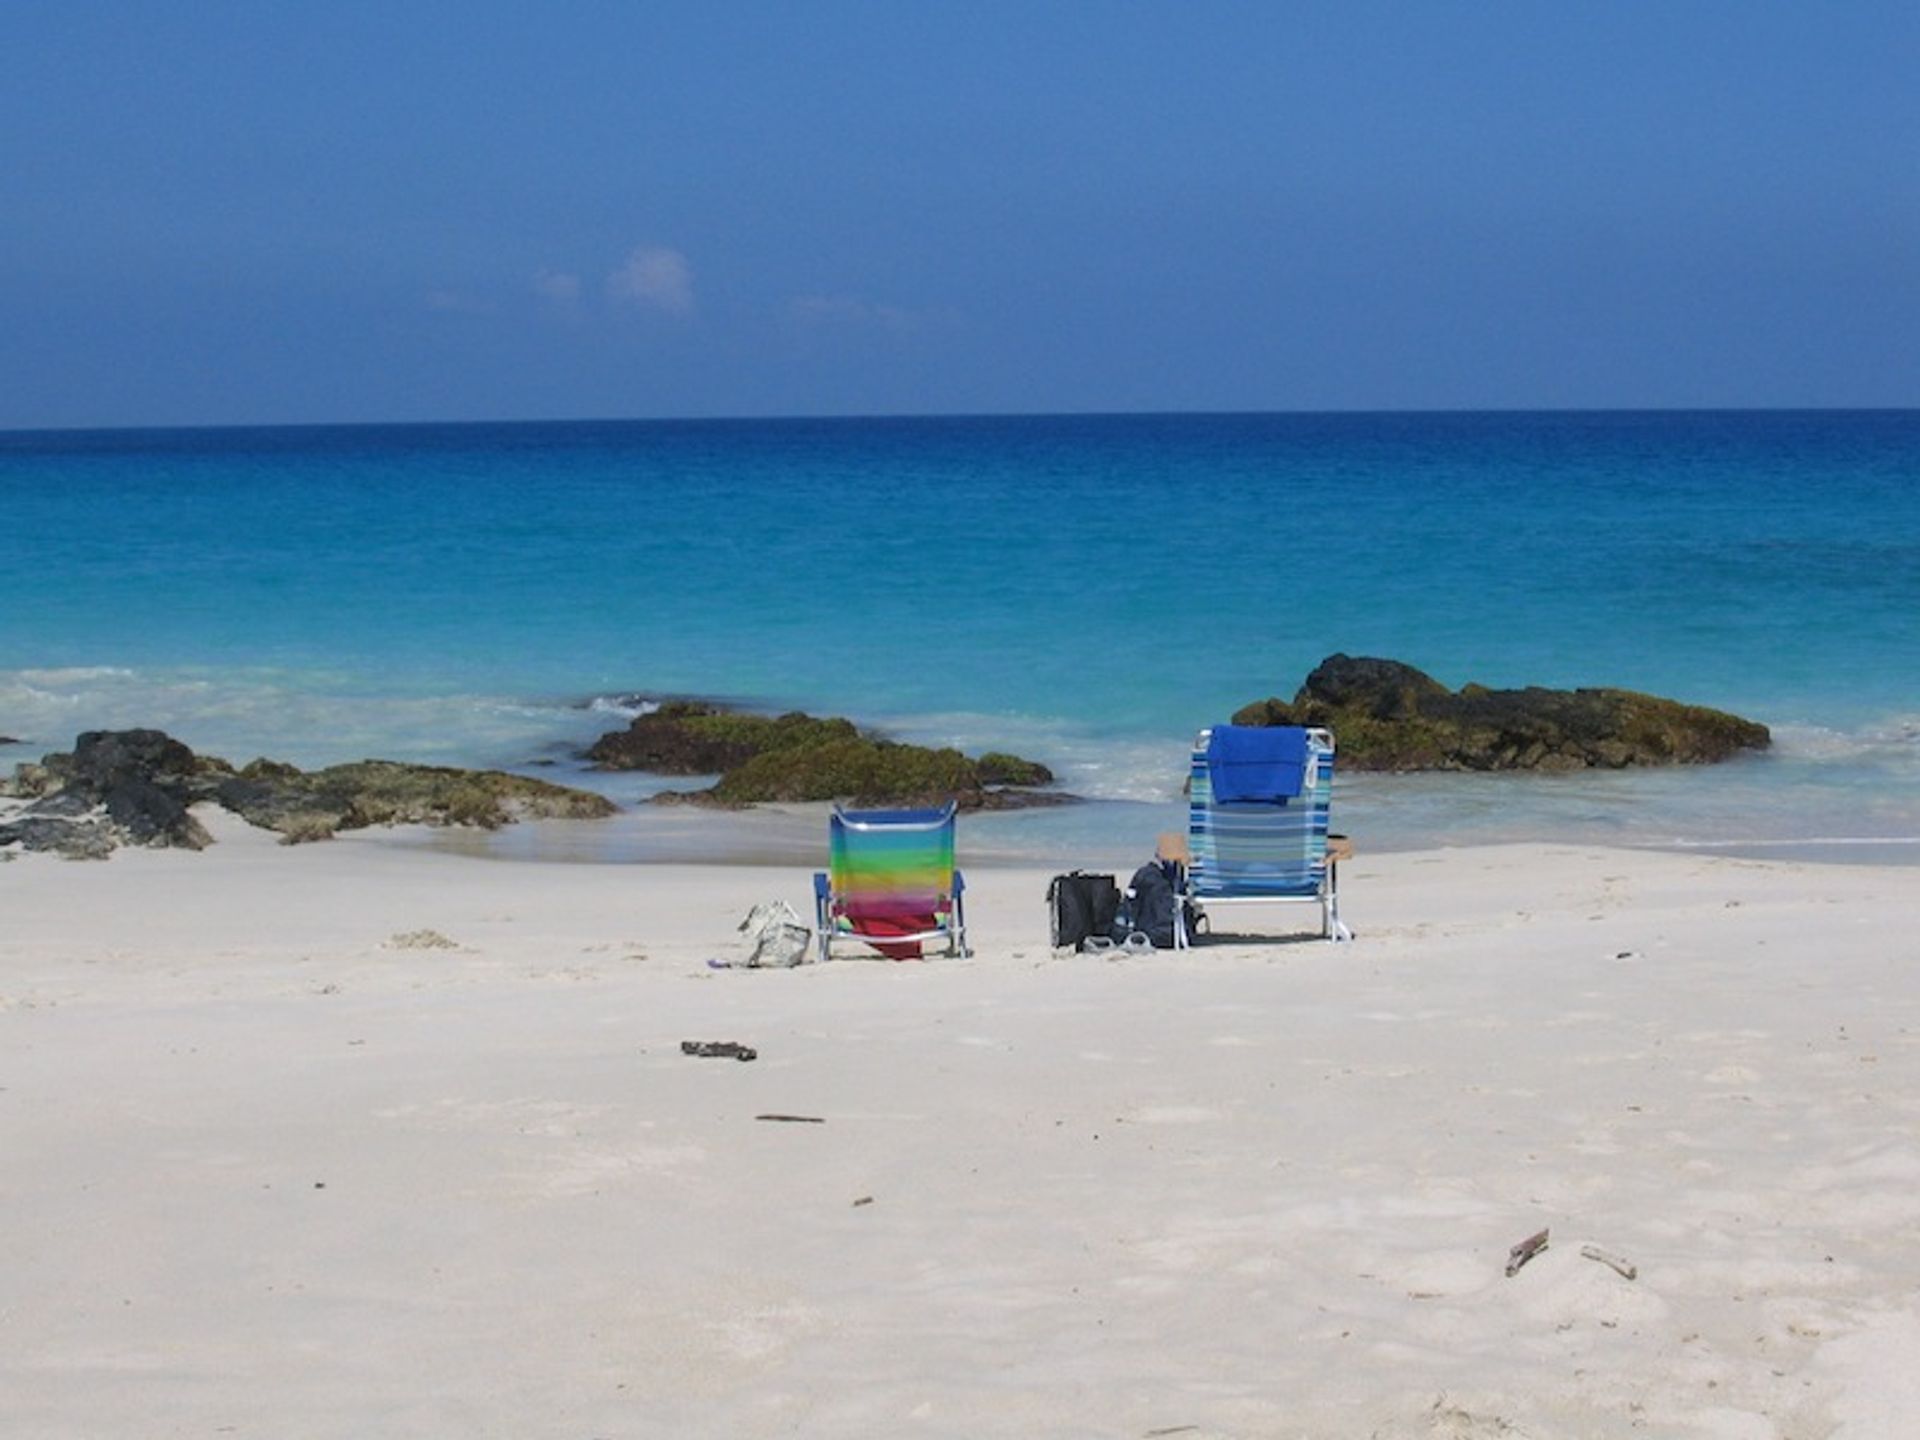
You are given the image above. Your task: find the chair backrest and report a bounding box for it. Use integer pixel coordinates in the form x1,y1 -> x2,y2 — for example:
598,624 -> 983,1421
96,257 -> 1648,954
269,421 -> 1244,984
1187,726 -> 1336,898
828,803 -> 959,923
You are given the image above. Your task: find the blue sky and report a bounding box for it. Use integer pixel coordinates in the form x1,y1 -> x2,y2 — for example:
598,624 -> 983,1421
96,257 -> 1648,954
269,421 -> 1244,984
4,2 -> 1916,427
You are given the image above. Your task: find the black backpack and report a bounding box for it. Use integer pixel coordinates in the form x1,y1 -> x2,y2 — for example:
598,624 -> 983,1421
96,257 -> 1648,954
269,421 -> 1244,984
1048,872 -> 1121,950
1119,860 -> 1182,948
1113,859 -> 1204,948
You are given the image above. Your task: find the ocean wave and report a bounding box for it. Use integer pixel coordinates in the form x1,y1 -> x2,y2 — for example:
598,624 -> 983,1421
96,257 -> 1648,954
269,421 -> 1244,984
0,665 -> 604,770
582,694 -> 663,719
12,665 -> 139,685
1767,717 -> 1920,766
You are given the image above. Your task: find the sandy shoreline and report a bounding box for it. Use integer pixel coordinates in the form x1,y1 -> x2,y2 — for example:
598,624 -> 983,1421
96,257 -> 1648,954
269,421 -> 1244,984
5,811 -> 1920,1436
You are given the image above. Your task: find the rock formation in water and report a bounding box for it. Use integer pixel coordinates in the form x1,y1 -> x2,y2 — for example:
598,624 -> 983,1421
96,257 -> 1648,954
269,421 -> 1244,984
0,729 -> 616,858
588,701 -> 1061,809
1232,654 -> 1770,772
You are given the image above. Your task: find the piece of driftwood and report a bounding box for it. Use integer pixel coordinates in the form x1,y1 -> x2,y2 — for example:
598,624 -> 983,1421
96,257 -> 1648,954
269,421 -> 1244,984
1580,1244 -> 1638,1280
755,1113 -> 824,1123
681,1040 -> 757,1061
1505,1227 -> 1550,1277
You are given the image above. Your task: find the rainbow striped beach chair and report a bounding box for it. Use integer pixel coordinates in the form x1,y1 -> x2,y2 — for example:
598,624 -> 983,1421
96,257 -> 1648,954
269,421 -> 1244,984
1180,725 -> 1351,944
812,803 -> 969,961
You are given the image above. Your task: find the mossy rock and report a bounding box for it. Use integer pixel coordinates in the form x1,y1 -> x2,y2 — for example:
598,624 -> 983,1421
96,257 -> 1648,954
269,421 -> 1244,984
710,738 -> 983,806
587,702 -> 858,773
591,701 -> 1060,808
1233,654 -> 1770,772
977,752 -> 1055,787
219,759 -> 618,838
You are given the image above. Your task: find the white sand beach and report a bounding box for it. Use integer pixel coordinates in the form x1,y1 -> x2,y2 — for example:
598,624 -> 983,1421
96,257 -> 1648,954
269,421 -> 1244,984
5,811 -> 1920,1437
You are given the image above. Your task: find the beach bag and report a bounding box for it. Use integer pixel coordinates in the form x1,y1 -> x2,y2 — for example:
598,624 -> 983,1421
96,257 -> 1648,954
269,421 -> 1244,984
1048,871 -> 1120,951
735,900 -> 813,967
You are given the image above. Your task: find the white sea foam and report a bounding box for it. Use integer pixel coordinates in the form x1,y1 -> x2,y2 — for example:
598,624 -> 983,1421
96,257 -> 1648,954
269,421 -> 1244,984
1770,717 -> 1920,765
0,666 -> 602,770
584,694 -> 662,720
12,666 -> 138,685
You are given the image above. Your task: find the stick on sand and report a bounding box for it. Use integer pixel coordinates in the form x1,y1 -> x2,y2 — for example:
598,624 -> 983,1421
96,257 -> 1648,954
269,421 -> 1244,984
1505,1228 -> 1550,1277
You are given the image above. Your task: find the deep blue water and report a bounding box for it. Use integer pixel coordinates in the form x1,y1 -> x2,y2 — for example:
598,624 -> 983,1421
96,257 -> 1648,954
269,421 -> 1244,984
3,411 -> 1917,860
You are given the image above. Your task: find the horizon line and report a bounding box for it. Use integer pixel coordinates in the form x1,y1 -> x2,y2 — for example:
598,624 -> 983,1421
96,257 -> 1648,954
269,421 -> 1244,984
5,402 -> 1918,441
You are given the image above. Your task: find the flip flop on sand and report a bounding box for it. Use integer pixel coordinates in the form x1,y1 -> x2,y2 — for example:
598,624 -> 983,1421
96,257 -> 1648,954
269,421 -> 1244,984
681,1040 -> 757,1061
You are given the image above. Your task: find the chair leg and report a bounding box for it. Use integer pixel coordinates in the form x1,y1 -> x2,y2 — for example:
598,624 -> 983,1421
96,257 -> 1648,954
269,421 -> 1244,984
1325,891 -> 1353,942
813,878 -> 832,963
1322,861 -> 1353,941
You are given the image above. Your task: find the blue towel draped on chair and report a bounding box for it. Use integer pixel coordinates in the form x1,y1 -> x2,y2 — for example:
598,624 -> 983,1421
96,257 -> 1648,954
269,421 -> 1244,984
1205,724 -> 1309,802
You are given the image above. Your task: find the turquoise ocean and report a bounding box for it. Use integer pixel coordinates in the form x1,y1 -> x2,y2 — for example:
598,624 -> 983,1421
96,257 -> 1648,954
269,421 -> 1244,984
3,411 -> 1916,864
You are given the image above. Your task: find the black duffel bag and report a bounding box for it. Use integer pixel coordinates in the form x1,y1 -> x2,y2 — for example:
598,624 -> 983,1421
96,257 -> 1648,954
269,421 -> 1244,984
1047,871 -> 1121,951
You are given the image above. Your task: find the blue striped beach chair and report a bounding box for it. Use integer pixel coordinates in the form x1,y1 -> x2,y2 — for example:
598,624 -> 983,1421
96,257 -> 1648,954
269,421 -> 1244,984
1180,725 -> 1351,944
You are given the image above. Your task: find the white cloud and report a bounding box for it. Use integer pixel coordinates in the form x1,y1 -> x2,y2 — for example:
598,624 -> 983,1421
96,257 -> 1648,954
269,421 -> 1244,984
533,269 -> 582,304
606,246 -> 694,314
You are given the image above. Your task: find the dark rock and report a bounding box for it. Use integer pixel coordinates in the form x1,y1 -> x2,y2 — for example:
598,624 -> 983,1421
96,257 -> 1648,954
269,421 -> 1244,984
0,735 -> 21,746
1232,655 -> 1771,772
977,752 -> 1055,787
968,786 -> 1082,811
0,815 -> 117,859
21,789 -> 95,818
593,701 -> 1060,809
212,758 -> 618,841
39,728 -> 231,803
101,776 -> 213,850
4,730 -> 214,850
1,730 -> 618,856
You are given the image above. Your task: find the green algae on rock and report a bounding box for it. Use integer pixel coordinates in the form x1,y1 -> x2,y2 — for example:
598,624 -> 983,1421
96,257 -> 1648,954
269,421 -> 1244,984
587,702 -> 1059,809
211,757 -> 616,839
585,702 -> 859,774
1232,655 -> 1770,772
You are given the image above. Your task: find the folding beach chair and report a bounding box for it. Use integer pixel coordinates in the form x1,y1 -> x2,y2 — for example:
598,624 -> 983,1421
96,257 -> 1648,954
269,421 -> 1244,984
1179,725 -> 1351,944
812,803 -> 968,961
